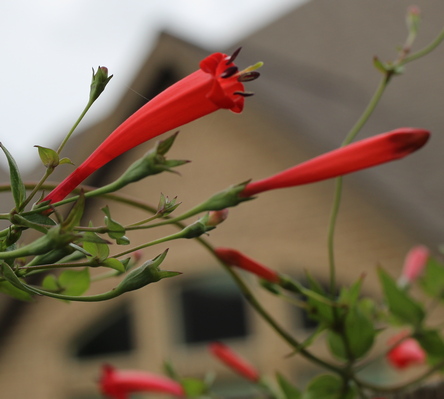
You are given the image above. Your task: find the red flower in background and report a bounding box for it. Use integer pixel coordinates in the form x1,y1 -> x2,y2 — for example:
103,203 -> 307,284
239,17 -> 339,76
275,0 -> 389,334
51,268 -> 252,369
241,128 -> 430,197
386,333 -> 426,369
209,342 -> 260,382
399,245 -> 429,285
44,49 -> 258,205
215,247 -> 280,283
100,364 -> 184,399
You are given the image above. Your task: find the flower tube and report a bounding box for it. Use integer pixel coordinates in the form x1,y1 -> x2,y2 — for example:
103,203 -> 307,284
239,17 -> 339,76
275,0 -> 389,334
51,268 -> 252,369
241,128 -> 430,197
215,247 -> 280,283
100,364 -> 184,399
44,49 -> 258,204
209,342 -> 260,382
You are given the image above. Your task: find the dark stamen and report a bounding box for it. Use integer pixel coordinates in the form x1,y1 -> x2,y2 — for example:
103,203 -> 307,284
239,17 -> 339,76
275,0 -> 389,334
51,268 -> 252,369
234,91 -> 254,97
226,47 -> 242,65
221,66 -> 238,78
237,71 -> 260,82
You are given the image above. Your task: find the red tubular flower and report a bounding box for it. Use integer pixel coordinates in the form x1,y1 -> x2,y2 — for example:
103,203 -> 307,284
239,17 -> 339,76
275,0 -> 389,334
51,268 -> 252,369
215,247 -> 280,283
386,333 -> 426,369
241,128 -> 430,197
399,245 -> 429,285
209,342 -> 260,382
44,49 -> 257,204
100,364 -> 184,399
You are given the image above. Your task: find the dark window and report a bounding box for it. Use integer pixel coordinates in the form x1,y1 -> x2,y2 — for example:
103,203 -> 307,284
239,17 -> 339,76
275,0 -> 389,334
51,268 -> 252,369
71,303 -> 134,359
178,275 -> 248,344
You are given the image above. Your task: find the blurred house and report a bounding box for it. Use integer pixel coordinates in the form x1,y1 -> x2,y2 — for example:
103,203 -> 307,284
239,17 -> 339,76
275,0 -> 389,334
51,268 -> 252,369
0,0 -> 443,397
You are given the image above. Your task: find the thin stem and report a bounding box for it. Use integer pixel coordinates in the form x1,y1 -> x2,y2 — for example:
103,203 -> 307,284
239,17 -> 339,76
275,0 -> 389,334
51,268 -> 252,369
403,27 -> 444,64
57,100 -> 94,155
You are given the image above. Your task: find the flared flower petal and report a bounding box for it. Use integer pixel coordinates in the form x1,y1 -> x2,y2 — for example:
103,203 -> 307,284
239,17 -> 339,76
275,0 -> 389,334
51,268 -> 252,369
209,342 -> 260,382
44,50 -> 257,204
241,128 -> 430,197
215,247 -> 280,283
100,364 -> 184,398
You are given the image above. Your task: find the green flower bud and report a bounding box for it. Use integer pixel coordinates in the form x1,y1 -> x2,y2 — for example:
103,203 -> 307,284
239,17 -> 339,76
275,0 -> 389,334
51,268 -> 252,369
114,249 -> 180,294
90,66 -> 113,103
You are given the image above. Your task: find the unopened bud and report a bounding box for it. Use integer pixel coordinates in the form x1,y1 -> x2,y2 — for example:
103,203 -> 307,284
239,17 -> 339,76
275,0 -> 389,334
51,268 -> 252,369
207,209 -> 229,227
90,66 -> 113,103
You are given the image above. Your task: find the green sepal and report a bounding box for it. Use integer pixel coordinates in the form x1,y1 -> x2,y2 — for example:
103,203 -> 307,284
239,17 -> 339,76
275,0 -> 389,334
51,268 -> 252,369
180,214 -> 216,239
157,193 -> 181,217
378,267 -> 425,327
35,145 -> 59,169
115,249 -> 180,294
277,372 -> 301,399
0,143 -> 26,210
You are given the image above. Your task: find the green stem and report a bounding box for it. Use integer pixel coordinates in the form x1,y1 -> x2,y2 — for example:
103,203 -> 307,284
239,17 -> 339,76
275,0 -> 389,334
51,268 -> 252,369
403,27 -> 444,64
57,100 -> 94,155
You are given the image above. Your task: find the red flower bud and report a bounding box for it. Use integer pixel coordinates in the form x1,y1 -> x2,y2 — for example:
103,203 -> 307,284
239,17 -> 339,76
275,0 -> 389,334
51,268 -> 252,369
215,247 -> 280,283
44,50 -> 257,204
100,364 -> 184,398
207,209 -> 229,227
209,342 -> 260,382
399,245 -> 429,286
386,332 -> 426,369
241,128 -> 430,197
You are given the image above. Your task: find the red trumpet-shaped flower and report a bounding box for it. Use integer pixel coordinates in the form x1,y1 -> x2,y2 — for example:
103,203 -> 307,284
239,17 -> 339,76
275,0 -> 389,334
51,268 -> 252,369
99,364 -> 184,399
44,49 -> 258,204
241,128 -> 430,197
209,342 -> 260,382
386,333 -> 426,369
215,247 -> 280,283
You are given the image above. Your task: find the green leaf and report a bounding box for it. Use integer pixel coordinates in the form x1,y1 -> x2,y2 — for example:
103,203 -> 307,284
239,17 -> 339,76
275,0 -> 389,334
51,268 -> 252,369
378,267 -> 425,327
304,272 -> 335,326
102,258 -> 126,273
102,206 -> 126,240
0,280 -> 33,301
181,377 -> 208,397
0,143 -> 26,210
59,268 -> 90,296
116,236 -> 130,245
35,145 -> 59,169
42,274 -> 59,291
420,257 -> 444,300
83,231 -> 110,261
277,372 -> 301,399
62,193 -> 85,231
415,328 -> 444,366
303,375 -> 355,399
1,262 -> 40,295
328,304 -> 375,360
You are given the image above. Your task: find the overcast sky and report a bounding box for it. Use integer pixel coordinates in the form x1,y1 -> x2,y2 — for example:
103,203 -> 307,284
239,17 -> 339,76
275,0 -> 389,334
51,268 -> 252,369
0,0 -> 307,172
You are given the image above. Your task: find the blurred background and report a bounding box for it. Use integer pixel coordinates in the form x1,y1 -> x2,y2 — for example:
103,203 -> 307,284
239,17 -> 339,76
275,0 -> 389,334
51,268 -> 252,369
0,0 -> 443,398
